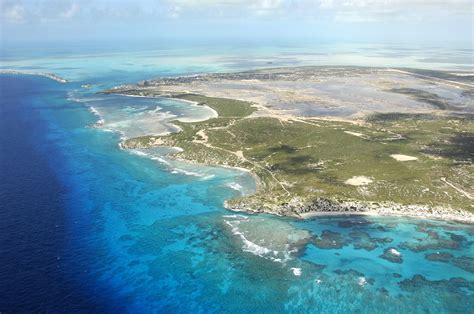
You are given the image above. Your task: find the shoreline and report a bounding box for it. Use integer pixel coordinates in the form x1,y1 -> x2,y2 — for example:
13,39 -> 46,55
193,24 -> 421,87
184,158 -> 261,196
0,70 -> 68,83
112,92 -> 219,123
226,198 -> 474,224
90,92 -> 256,198
123,135 -> 266,195
298,209 -> 474,224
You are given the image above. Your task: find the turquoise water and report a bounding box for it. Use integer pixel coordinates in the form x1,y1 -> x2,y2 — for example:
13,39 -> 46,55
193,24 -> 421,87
0,42 -> 473,312
2,41 -> 473,83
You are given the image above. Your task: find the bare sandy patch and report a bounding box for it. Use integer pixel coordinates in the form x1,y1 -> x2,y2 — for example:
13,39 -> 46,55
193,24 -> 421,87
193,129 -> 208,143
390,154 -> 418,161
345,176 -> 373,186
344,131 -> 366,138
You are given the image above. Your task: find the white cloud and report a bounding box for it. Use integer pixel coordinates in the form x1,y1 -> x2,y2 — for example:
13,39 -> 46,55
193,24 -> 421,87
1,0 -> 472,24
61,3 -> 80,19
318,0 -> 473,20
156,0 -> 473,21
167,5 -> 182,19
1,1 -> 26,23
1,0 -> 81,23
251,0 -> 285,16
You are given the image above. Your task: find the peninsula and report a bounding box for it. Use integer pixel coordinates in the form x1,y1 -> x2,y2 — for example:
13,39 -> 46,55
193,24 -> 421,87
103,66 -> 474,222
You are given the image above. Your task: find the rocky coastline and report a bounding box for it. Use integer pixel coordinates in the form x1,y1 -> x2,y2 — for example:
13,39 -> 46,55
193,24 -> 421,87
226,197 -> 474,224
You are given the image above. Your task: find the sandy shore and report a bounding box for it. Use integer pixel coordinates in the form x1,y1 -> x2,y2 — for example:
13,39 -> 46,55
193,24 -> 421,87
0,70 -> 68,83
116,93 -> 219,122
299,207 -> 474,224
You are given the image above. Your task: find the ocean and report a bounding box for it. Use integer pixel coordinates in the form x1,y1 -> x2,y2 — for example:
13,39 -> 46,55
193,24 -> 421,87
0,42 -> 473,312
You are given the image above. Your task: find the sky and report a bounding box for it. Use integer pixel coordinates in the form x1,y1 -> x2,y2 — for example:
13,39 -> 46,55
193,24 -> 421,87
1,0 -> 473,46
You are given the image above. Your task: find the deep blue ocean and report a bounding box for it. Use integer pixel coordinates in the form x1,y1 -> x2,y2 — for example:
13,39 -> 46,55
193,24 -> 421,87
0,43 -> 473,312
0,75 -> 123,311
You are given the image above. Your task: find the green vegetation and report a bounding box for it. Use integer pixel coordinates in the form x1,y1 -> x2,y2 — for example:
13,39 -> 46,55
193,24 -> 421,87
122,135 -> 157,148
124,94 -> 474,215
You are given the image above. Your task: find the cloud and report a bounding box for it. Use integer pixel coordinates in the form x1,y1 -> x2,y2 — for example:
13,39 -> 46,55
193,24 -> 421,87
251,0 -> 286,16
61,3 -> 80,19
1,0 -> 472,24
1,1 -> 26,23
1,0 -> 471,43
315,0 -> 474,22
154,0 -> 473,22
1,0 -> 83,23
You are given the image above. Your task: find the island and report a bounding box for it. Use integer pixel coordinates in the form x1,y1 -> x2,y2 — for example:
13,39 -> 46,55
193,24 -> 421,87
103,66 -> 474,222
